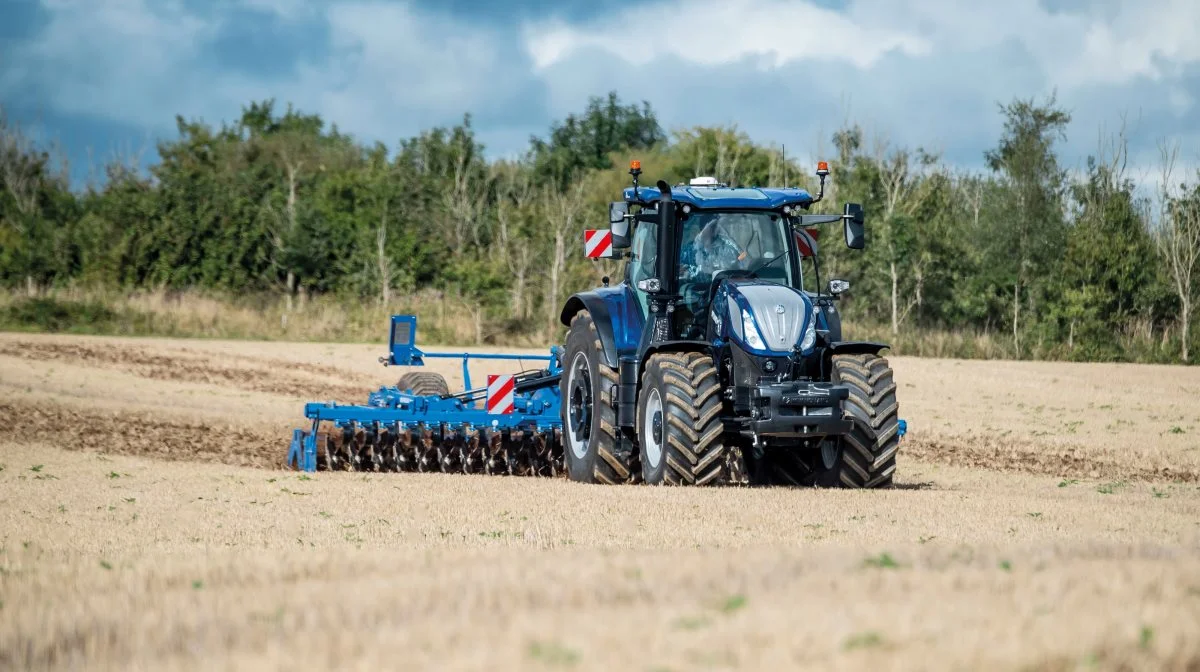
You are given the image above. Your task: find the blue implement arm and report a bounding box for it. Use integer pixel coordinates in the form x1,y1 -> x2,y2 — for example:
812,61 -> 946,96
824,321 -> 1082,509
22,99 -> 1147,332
384,314 -> 557,389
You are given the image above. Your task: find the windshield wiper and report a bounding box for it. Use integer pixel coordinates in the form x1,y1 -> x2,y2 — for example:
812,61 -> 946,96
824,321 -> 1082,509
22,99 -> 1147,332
745,247 -> 789,277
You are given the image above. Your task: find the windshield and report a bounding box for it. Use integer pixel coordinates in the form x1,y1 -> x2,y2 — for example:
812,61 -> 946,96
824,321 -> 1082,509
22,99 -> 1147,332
677,211 -> 795,300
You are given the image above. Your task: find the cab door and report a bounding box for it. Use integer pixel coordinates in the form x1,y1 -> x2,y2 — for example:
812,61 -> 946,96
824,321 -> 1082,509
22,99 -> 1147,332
626,217 -> 657,319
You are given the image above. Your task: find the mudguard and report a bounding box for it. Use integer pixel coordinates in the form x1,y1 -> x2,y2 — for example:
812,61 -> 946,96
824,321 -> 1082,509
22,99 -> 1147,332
825,340 -> 890,360
559,286 -> 645,369
639,340 -> 713,370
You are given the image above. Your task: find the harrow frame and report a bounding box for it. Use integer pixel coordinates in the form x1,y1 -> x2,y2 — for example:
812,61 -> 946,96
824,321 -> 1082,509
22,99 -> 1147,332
287,315 -> 565,474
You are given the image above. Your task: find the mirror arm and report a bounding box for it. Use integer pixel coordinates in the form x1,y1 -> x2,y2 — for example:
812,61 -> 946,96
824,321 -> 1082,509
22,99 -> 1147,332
796,214 -> 842,226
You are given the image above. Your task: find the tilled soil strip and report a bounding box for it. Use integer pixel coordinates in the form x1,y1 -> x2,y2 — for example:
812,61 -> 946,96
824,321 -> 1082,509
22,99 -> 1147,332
2,401 -> 286,469
3,400 -> 1194,483
0,341 -> 376,402
904,434 -> 1198,483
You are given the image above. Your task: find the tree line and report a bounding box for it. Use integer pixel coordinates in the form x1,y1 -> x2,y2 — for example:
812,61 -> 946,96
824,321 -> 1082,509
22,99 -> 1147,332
0,92 -> 1197,362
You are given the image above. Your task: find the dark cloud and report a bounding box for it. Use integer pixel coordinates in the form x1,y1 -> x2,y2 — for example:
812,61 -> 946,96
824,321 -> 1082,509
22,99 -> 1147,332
208,5 -> 333,78
0,0 -> 1194,189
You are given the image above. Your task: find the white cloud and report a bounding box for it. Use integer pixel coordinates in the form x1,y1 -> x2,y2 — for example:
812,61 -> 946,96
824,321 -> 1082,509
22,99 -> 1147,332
3,0 -> 541,144
523,0 -> 1200,90
525,0 -> 932,72
238,0 -> 318,19
0,0 -> 334,140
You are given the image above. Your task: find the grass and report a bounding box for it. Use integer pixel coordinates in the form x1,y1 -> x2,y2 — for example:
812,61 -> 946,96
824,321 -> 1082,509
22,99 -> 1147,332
2,285 -> 1195,361
719,594 -> 748,614
0,286 -> 557,346
527,640 -> 580,666
863,552 -> 903,569
843,631 -> 886,651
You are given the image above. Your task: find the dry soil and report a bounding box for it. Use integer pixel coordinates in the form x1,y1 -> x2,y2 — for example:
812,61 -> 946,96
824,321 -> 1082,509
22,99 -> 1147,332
1,332 -> 1198,671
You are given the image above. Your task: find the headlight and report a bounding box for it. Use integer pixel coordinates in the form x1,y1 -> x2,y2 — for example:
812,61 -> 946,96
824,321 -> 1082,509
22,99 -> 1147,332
799,304 -> 817,351
741,308 -> 766,350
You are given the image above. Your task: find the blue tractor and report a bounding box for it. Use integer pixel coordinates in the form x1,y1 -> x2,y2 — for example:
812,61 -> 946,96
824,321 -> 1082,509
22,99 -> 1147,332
558,162 -> 901,487
287,161 -> 904,487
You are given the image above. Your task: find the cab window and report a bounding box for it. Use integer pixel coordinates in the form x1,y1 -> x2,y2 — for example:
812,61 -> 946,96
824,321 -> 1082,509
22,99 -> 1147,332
627,218 -> 657,317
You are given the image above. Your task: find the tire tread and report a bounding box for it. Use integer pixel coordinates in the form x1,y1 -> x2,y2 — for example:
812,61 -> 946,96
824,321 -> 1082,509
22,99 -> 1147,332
831,353 -> 900,488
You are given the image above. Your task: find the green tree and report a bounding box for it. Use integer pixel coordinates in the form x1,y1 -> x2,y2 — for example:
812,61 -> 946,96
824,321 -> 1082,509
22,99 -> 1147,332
1153,139 -> 1200,362
531,91 -> 664,188
1056,132 -> 1159,359
982,93 -> 1072,353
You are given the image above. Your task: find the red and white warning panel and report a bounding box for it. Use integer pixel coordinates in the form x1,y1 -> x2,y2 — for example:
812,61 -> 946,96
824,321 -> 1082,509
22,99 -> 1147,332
584,229 -> 613,258
486,374 -> 515,414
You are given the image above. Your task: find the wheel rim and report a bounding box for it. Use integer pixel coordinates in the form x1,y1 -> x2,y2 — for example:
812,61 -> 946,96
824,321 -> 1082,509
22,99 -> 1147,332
566,351 -> 592,460
642,388 -> 664,470
820,440 -> 839,470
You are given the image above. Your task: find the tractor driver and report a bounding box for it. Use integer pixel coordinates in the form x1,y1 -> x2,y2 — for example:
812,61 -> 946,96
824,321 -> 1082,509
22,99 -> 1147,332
677,216 -> 748,331
680,217 -> 747,282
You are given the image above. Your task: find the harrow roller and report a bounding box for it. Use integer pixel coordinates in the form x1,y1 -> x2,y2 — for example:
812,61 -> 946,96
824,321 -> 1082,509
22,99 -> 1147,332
295,418 -> 564,477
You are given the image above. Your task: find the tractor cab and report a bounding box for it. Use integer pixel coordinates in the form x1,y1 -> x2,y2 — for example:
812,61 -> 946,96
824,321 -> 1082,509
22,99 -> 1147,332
629,205 -> 799,338
610,162 -> 864,342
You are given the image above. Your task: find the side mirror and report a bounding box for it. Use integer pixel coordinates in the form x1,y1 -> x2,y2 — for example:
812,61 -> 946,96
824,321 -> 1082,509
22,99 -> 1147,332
609,201 -> 631,248
843,202 -> 864,250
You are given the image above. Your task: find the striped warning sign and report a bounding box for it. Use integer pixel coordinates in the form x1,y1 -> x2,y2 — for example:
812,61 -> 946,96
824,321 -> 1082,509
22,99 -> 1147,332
584,229 -> 613,258
486,374 -> 515,414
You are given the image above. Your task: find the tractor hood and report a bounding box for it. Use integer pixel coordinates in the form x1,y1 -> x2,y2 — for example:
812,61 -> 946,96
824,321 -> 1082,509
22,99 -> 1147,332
721,279 -> 817,356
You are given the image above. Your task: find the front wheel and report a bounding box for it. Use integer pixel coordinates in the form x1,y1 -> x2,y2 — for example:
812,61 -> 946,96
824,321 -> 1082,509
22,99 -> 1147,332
825,353 -> 901,488
637,351 -> 727,486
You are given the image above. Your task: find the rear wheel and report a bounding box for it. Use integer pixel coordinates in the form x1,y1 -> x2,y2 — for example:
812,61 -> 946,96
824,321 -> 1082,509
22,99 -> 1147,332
560,311 -> 636,484
637,351 -> 726,486
396,371 -> 449,397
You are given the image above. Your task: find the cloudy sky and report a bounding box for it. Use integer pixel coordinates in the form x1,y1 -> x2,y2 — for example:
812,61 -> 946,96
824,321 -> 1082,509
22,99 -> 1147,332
2,0 -> 1198,188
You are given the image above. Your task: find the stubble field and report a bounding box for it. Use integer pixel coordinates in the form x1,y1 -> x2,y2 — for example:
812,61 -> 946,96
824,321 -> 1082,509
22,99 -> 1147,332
1,331 -> 1199,671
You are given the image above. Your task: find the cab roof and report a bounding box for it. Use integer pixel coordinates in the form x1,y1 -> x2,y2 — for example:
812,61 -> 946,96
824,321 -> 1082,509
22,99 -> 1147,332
623,184 -> 815,210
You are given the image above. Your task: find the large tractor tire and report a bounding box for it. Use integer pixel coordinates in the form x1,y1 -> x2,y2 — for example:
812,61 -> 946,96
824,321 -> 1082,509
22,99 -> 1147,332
828,353 -> 900,488
396,371 -> 450,396
636,351 -> 726,486
560,310 -> 636,484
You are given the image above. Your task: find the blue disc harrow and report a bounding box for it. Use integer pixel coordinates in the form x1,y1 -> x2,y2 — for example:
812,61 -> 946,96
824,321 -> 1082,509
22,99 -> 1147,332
287,315 -> 566,475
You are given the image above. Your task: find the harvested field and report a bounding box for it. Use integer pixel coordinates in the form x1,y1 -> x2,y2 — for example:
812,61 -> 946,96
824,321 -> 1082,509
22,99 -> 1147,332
1,331 -> 1199,671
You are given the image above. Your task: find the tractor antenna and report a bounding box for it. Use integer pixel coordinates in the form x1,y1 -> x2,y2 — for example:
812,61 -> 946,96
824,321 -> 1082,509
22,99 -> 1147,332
630,160 -> 642,201
781,144 -> 786,187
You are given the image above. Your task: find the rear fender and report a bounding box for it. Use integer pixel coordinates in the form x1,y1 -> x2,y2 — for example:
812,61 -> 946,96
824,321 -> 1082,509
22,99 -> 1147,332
560,286 -> 645,369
